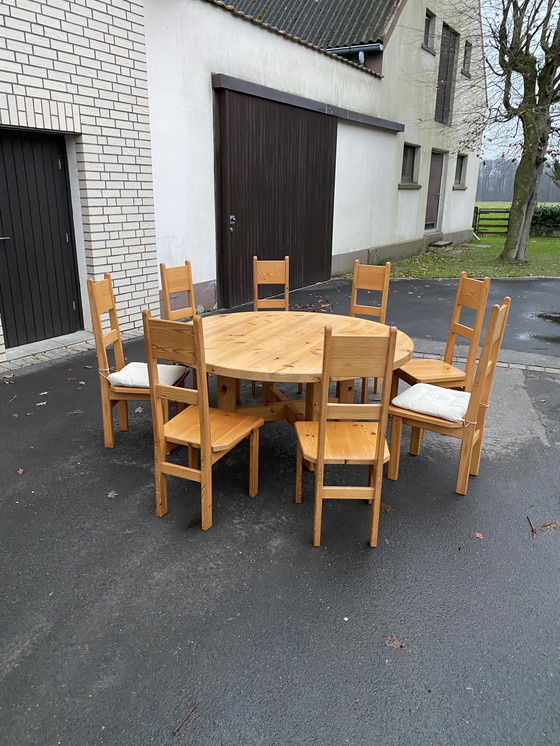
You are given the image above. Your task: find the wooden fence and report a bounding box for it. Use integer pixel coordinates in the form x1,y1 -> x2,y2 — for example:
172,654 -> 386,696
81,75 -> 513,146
472,207 -> 510,235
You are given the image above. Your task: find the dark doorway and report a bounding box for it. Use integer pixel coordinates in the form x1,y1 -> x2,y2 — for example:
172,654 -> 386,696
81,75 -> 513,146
435,24 -> 458,125
0,129 -> 82,348
215,89 -> 337,308
425,152 -> 444,231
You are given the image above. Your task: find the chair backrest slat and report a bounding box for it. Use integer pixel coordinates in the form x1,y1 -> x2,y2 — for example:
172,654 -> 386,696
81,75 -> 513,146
253,256 -> 289,311
349,261 -> 391,323
316,325 -> 397,469
443,272 -> 491,389
87,273 -> 125,374
326,402 -> 383,420
156,382 -> 198,405
143,315 -> 197,367
328,334 -> 394,380
464,297 -> 511,424
160,261 -> 197,321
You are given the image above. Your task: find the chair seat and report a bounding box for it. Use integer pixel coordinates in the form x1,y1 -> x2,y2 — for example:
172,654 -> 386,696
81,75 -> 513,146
396,358 -> 467,387
295,421 -> 390,465
164,406 -> 264,451
391,383 -> 470,422
107,362 -> 187,388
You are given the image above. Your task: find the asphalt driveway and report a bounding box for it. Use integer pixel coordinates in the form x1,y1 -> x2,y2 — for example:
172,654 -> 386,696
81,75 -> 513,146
1,278 -> 559,745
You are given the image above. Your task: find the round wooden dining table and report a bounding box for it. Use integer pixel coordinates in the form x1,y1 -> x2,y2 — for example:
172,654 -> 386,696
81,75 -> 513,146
201,311 -> 414,422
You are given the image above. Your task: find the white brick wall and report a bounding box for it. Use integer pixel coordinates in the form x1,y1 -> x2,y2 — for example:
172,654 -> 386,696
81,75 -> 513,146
0,0 -> 159,361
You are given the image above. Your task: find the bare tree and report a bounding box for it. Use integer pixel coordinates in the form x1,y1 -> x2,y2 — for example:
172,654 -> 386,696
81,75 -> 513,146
486,0 -> 559,262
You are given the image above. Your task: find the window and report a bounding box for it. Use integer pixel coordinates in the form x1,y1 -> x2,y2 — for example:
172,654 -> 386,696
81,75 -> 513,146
435,24 -> 459,124
461,41 -> 472,76
423,10 -> 436,53
454,154 -> 467,187
401,144 -> 420,185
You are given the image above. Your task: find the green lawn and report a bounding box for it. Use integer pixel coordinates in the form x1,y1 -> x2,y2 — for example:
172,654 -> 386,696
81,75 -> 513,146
391,234 -> 560,278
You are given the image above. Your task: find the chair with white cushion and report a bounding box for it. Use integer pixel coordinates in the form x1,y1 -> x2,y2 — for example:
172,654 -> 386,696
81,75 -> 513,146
87,274 -> 187,448
387,298 -> 510,495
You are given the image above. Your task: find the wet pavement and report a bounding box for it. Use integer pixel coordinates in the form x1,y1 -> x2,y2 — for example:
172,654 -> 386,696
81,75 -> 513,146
1,278 -> 559,745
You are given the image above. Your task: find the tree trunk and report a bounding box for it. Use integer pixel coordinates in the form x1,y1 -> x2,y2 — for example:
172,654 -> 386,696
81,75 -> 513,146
500,116 -> 550,263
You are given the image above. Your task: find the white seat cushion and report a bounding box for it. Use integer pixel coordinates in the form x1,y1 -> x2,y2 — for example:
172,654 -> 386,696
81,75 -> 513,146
391,383 -> 470,423
107,362 -> 187,389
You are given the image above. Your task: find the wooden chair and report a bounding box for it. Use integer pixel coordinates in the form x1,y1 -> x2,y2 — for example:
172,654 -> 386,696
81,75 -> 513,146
387,298 -> 511,495
87,273 -> 187,448
253,255 -> 289,311
252,255 -> 302,396
294,325 -> 397,547
393,272 -> 491,394
348,260 -> 391,401
160,261 -> 197,321
143,311 -> 264,530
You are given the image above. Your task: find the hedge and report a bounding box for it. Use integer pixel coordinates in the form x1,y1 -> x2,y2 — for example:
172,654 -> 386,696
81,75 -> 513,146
531,203 -> 560,230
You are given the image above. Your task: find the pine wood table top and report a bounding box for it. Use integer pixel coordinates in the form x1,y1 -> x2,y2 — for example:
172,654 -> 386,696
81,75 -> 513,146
202,311 -> 414,383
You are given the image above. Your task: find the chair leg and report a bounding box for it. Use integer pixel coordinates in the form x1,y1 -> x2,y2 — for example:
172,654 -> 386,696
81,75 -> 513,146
200,455 -> 213,530
470,415 -> 487,476
387,416 -> 402,481
361,377 -> 369,404
248,428 -> 259,497
118,400 -> 129,432
295,444 -> 303,503
236,379 -> 241,402
373,377 -> 380,395
154,441 -> 168,517
367,464 -> 374,503
409,427 -> 423,455
251,380 -> 257,396
368,464 -> 383,547
456,430 -> 475,495
297,383 -> 303,395
101,386 -> 115,448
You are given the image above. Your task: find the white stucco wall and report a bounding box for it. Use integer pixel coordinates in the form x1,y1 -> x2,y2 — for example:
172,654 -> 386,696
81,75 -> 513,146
144,0 -> 483,297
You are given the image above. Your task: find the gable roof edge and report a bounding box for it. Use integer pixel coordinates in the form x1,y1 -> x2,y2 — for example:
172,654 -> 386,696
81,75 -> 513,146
197,0 -> 383,78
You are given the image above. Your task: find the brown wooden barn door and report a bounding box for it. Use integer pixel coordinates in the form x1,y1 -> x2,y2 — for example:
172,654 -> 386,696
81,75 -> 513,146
215,89 -> 336,308
0,129 -> 83,348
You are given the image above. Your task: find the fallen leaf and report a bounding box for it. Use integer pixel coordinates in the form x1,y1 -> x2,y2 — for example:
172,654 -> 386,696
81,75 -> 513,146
67,377 -> 77,381
36,401 -> 47,406
427,455 -> 435,462
26,413 -> 34,416
67,409 -> 83,415
84,365 -> 93,369
78,381 -> 86,386
11,413 -> 19,418
384,635 -> 406,649
68,367 -> 75,371
16,468 -> 24,475
538,521 -> 559,535
343,617 -> 349,622
4,379 -> 15,385
134,406 -> 144,413
381,503 -> 392,512
107,489 -> 118,499
2,373 -> 14,379
39,391 -> 49,396
474,532 -> 483,539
